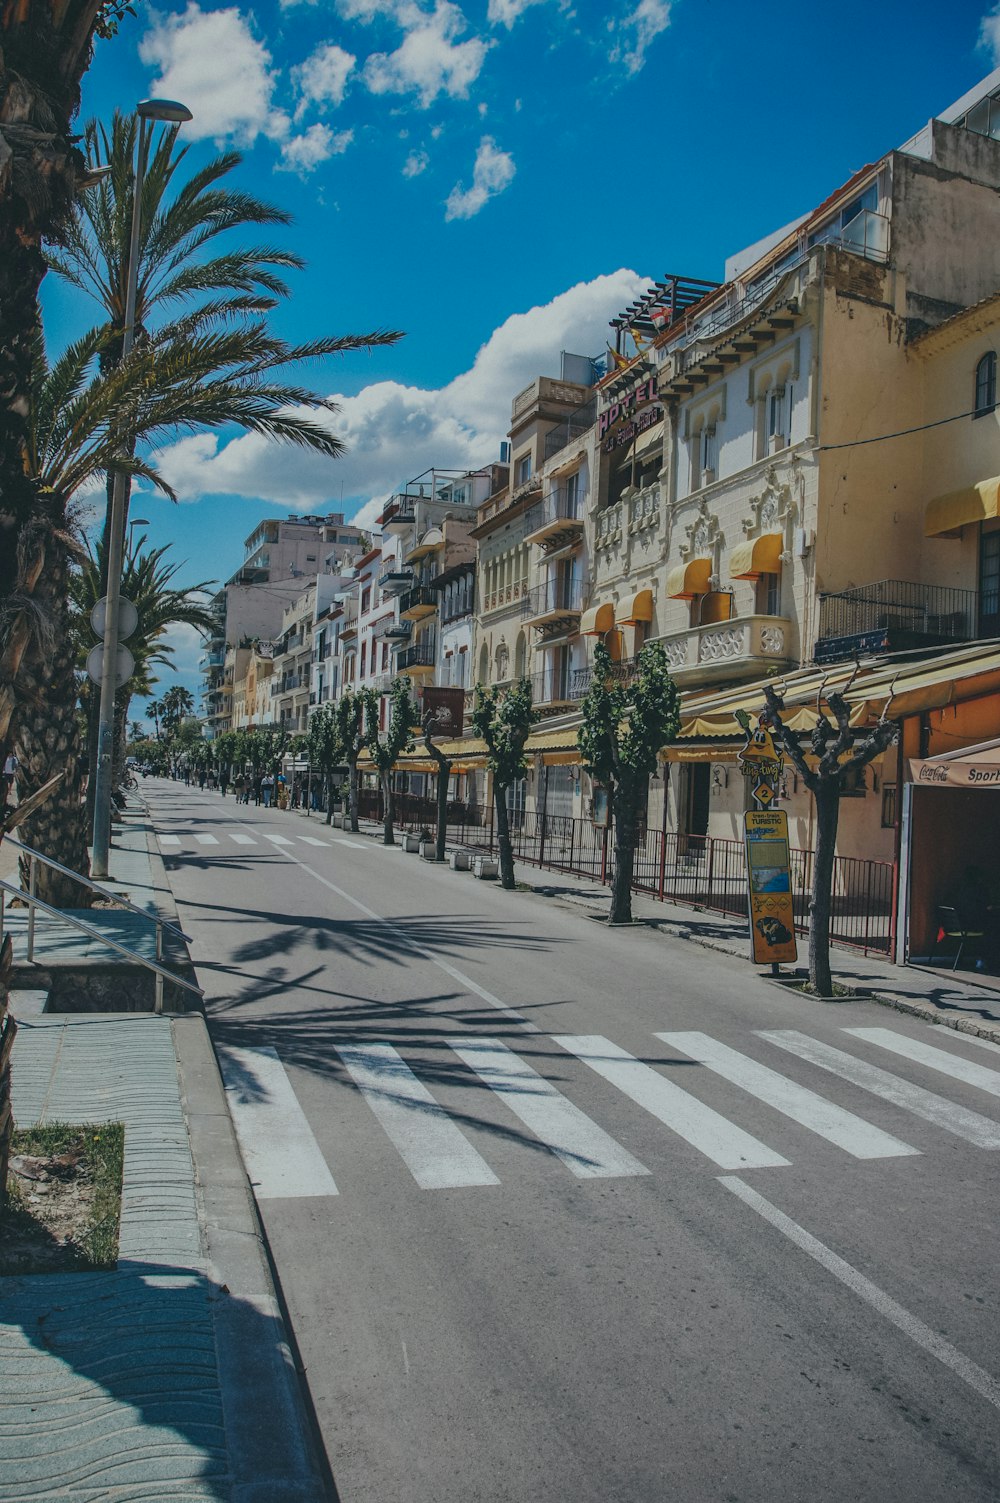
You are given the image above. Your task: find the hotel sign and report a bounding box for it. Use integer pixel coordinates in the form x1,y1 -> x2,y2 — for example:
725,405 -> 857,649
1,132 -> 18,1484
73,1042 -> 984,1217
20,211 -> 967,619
598,375 -> 661,452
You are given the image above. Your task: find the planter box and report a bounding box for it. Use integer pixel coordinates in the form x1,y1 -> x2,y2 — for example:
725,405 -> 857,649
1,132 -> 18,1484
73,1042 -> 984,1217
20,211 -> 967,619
449,851 -> 472,871
473,856 -> 499,880
402,834 -> 421,853
419,841 -> 440,861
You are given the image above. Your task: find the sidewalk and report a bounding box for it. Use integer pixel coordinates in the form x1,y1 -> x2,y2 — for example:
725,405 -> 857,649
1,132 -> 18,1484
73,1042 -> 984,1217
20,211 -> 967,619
0,813 -> 328,1502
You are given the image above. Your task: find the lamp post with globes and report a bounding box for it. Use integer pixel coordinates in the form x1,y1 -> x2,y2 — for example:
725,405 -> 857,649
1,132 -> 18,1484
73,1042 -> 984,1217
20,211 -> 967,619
91,100 -> 191,878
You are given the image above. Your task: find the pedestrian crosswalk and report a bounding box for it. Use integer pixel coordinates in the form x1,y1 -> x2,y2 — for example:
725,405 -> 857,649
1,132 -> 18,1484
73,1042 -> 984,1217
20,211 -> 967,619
159,825 -> 347,853
222,1024 -> 1000,1199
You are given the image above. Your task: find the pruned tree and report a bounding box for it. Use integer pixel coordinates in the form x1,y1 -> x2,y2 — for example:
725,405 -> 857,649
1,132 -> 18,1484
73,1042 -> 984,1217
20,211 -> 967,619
763,676 -> 898,996
363,679 -> 415,846
306,704 -> 343,824
335,691 -> 365,833
471,677 -> 537,890
422,704 -> 453,862
577,642 -> 681,925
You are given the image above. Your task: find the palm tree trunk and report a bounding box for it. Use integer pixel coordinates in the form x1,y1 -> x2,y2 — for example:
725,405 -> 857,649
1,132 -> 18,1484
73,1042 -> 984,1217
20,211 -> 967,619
381,769 -> 395,845
14,541 -> 91,907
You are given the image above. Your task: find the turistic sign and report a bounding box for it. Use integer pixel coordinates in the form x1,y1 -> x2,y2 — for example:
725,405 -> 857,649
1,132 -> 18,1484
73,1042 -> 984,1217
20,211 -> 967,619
736,708 -> 798,966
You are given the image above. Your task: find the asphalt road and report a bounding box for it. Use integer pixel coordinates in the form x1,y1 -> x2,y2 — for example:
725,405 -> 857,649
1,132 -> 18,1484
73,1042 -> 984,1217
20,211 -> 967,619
147,778 -> 1000,1503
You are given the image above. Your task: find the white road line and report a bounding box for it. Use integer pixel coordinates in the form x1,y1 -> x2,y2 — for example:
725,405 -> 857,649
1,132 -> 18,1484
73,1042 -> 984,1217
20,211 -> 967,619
845,1027 -> 1000,1099
554,1035 -> 789,1171
159,834 -> 181,847
297,836 -> 329,847
759,1030 -> 1000,1149
448,1038 -> 649,1180
335,840 -> 367,849
658,1032 -> 919,1160
953,1031 -> 1000,1057
257,831 -> 294,846
194,834 -> 219,846
719,1175 -> 1000,1412
229,833 -> 257,846
216,1045 -> 339,1199
335,1043 -> 499,1190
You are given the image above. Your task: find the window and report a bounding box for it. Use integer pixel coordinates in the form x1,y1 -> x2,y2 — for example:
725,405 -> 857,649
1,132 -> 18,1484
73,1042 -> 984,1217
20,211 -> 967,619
361,586 -> 371,614
516,453 -> 532,487
700,426 -> 717,480
756,572 -> 781,616
767,388 -> 786,451
974,352 -> 997,417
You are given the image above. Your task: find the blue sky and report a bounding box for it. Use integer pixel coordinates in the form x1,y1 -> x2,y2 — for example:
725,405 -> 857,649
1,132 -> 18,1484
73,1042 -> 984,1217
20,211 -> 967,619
43,0 -> 1000,711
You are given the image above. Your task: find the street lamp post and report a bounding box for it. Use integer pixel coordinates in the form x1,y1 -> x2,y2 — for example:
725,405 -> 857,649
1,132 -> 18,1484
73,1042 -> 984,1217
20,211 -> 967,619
91,100 -> 191,878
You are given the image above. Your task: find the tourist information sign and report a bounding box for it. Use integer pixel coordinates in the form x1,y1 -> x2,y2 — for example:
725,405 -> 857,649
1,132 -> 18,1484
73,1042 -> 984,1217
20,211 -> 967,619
735,707 -> 798,966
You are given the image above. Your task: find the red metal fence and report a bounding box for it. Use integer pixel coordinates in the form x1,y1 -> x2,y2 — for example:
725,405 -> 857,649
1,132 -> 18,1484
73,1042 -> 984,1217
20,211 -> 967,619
353,791 -> 894,956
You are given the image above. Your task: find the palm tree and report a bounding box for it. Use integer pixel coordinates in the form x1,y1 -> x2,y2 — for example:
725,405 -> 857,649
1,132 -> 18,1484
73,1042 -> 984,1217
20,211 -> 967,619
161,685 -> 195,735
147,699 -> 163,739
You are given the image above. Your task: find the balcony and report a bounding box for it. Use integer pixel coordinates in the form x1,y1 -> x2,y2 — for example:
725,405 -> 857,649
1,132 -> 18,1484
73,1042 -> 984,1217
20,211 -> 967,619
522,578 -> 586,628
650,615 -> 794,686
530,667 -> 575,708
381,498 -> 417,530
340,608 -> 359,640
523,488 -> 587,549
399,584 -> 438,621
379,566 -> 413,594
815,581 -> 977,665
380,618 -> 412,643
567,656 -> 641,700
396,642 -> 436,675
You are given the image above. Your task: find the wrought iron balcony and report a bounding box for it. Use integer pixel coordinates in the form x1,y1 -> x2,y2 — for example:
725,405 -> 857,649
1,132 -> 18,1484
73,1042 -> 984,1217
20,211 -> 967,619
521,578 -> 585,625
399,584 -> 438,621
396,642 -> 436,672
523,488 -> 587,548
567,656 -> 641,700
815,580 -> 977,664
379,566 -> 413,594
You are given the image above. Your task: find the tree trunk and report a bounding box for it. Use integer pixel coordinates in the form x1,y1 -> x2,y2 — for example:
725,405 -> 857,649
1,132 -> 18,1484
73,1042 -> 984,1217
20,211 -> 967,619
434,761 -> 450,861
14,543 -> 91,907
809,781 -> 841,997
494,783 -> 515,889
609,783 -> 636,924
324,772 -> 333,825
381,770 -> 394,845
348,755 -> 359,832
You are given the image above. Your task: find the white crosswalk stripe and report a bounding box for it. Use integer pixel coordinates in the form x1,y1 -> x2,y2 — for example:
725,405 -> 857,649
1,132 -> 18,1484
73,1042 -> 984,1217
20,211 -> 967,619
658,1032 -> 919,1160
554,1035 -> 789,1171
335,1043 -> 499,1189
159,834 -> 181,847
759,1030 -> 1000,1149
448,1038 -> 649,1180
844,1027 -> 1000,1099
257,831 -> 293,846
194,833 -> 219,846
218,1045 -> 339,1199
335,839 -> 366,849
297,835 -> 329,846
229,833 -> 257,845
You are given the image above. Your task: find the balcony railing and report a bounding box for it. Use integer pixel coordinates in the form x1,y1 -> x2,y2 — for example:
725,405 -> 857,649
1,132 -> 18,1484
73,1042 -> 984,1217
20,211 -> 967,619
522,578 -> 586,622
379,566 -> 414,593
530,668 -> 574,706
816,580 -> 977,663
399,584 -> 438,619
523,487 -> 587,545
567,656 -> 641,700
396,642 -> 436,670
650,615 -> 793,684
543,402 -> 597,462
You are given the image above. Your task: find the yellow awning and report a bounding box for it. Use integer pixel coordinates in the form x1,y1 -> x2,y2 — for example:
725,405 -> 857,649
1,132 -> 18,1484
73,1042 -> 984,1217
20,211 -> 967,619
580,601 -> 615,635
616,587 -> 654,624
925,476 -> 1000,536
666,557 -> 712,599
729,532 -> 783,580
524,726 -> 579,753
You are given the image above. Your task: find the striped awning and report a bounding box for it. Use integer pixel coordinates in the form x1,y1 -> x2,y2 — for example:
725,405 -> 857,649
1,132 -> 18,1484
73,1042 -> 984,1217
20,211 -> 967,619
666,557 -> 712,599
925,476 -> 1000,536
580,601 -> 615,635
615,587 -> 654,625
729,532 -> 783,580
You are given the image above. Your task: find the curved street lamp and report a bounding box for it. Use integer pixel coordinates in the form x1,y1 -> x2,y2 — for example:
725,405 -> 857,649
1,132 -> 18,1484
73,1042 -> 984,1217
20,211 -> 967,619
91,100 -> 192,878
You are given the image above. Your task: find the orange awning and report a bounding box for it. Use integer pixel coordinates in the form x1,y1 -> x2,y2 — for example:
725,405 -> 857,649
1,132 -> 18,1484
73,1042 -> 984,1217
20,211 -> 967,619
666,558 -> 712,599
580,601 -> 615,635
925,476 -> 1000,536
729,532 -> 783,580
616,587 -> 654,624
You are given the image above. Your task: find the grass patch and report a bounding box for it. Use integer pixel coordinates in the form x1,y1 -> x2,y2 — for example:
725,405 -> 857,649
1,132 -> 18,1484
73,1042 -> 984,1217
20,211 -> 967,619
1,1122 -> 125,1274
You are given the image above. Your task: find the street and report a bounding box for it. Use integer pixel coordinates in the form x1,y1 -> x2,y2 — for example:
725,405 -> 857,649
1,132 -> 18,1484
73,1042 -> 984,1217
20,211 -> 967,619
147,778 -> 1000,1503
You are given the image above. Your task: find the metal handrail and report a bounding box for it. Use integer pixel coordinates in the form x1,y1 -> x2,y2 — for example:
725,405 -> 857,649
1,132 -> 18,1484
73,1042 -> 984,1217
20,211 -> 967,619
4,837 -> 190,942
0,878 -> 203,1010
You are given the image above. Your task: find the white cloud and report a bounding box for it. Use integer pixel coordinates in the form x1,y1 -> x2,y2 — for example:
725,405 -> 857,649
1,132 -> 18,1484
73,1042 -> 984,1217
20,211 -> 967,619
152,269 -> 647,514
487,0 -> 547,25
609,0 -> 670,75
445,136 -> 514,220
979,5 -> 1000,63
139,4 -> 291,145
293,43 -> 356,117
403,149 -> 429,176
363,1 -> 490,107
279,124 -> 354,175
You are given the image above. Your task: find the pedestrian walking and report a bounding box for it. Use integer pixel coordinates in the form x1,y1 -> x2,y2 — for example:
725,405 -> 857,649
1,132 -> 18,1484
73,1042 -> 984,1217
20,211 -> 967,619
261,773 -> 275,808
2,750 -> 17,817
198,768 -> 207,791
234,772 -> 245,803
